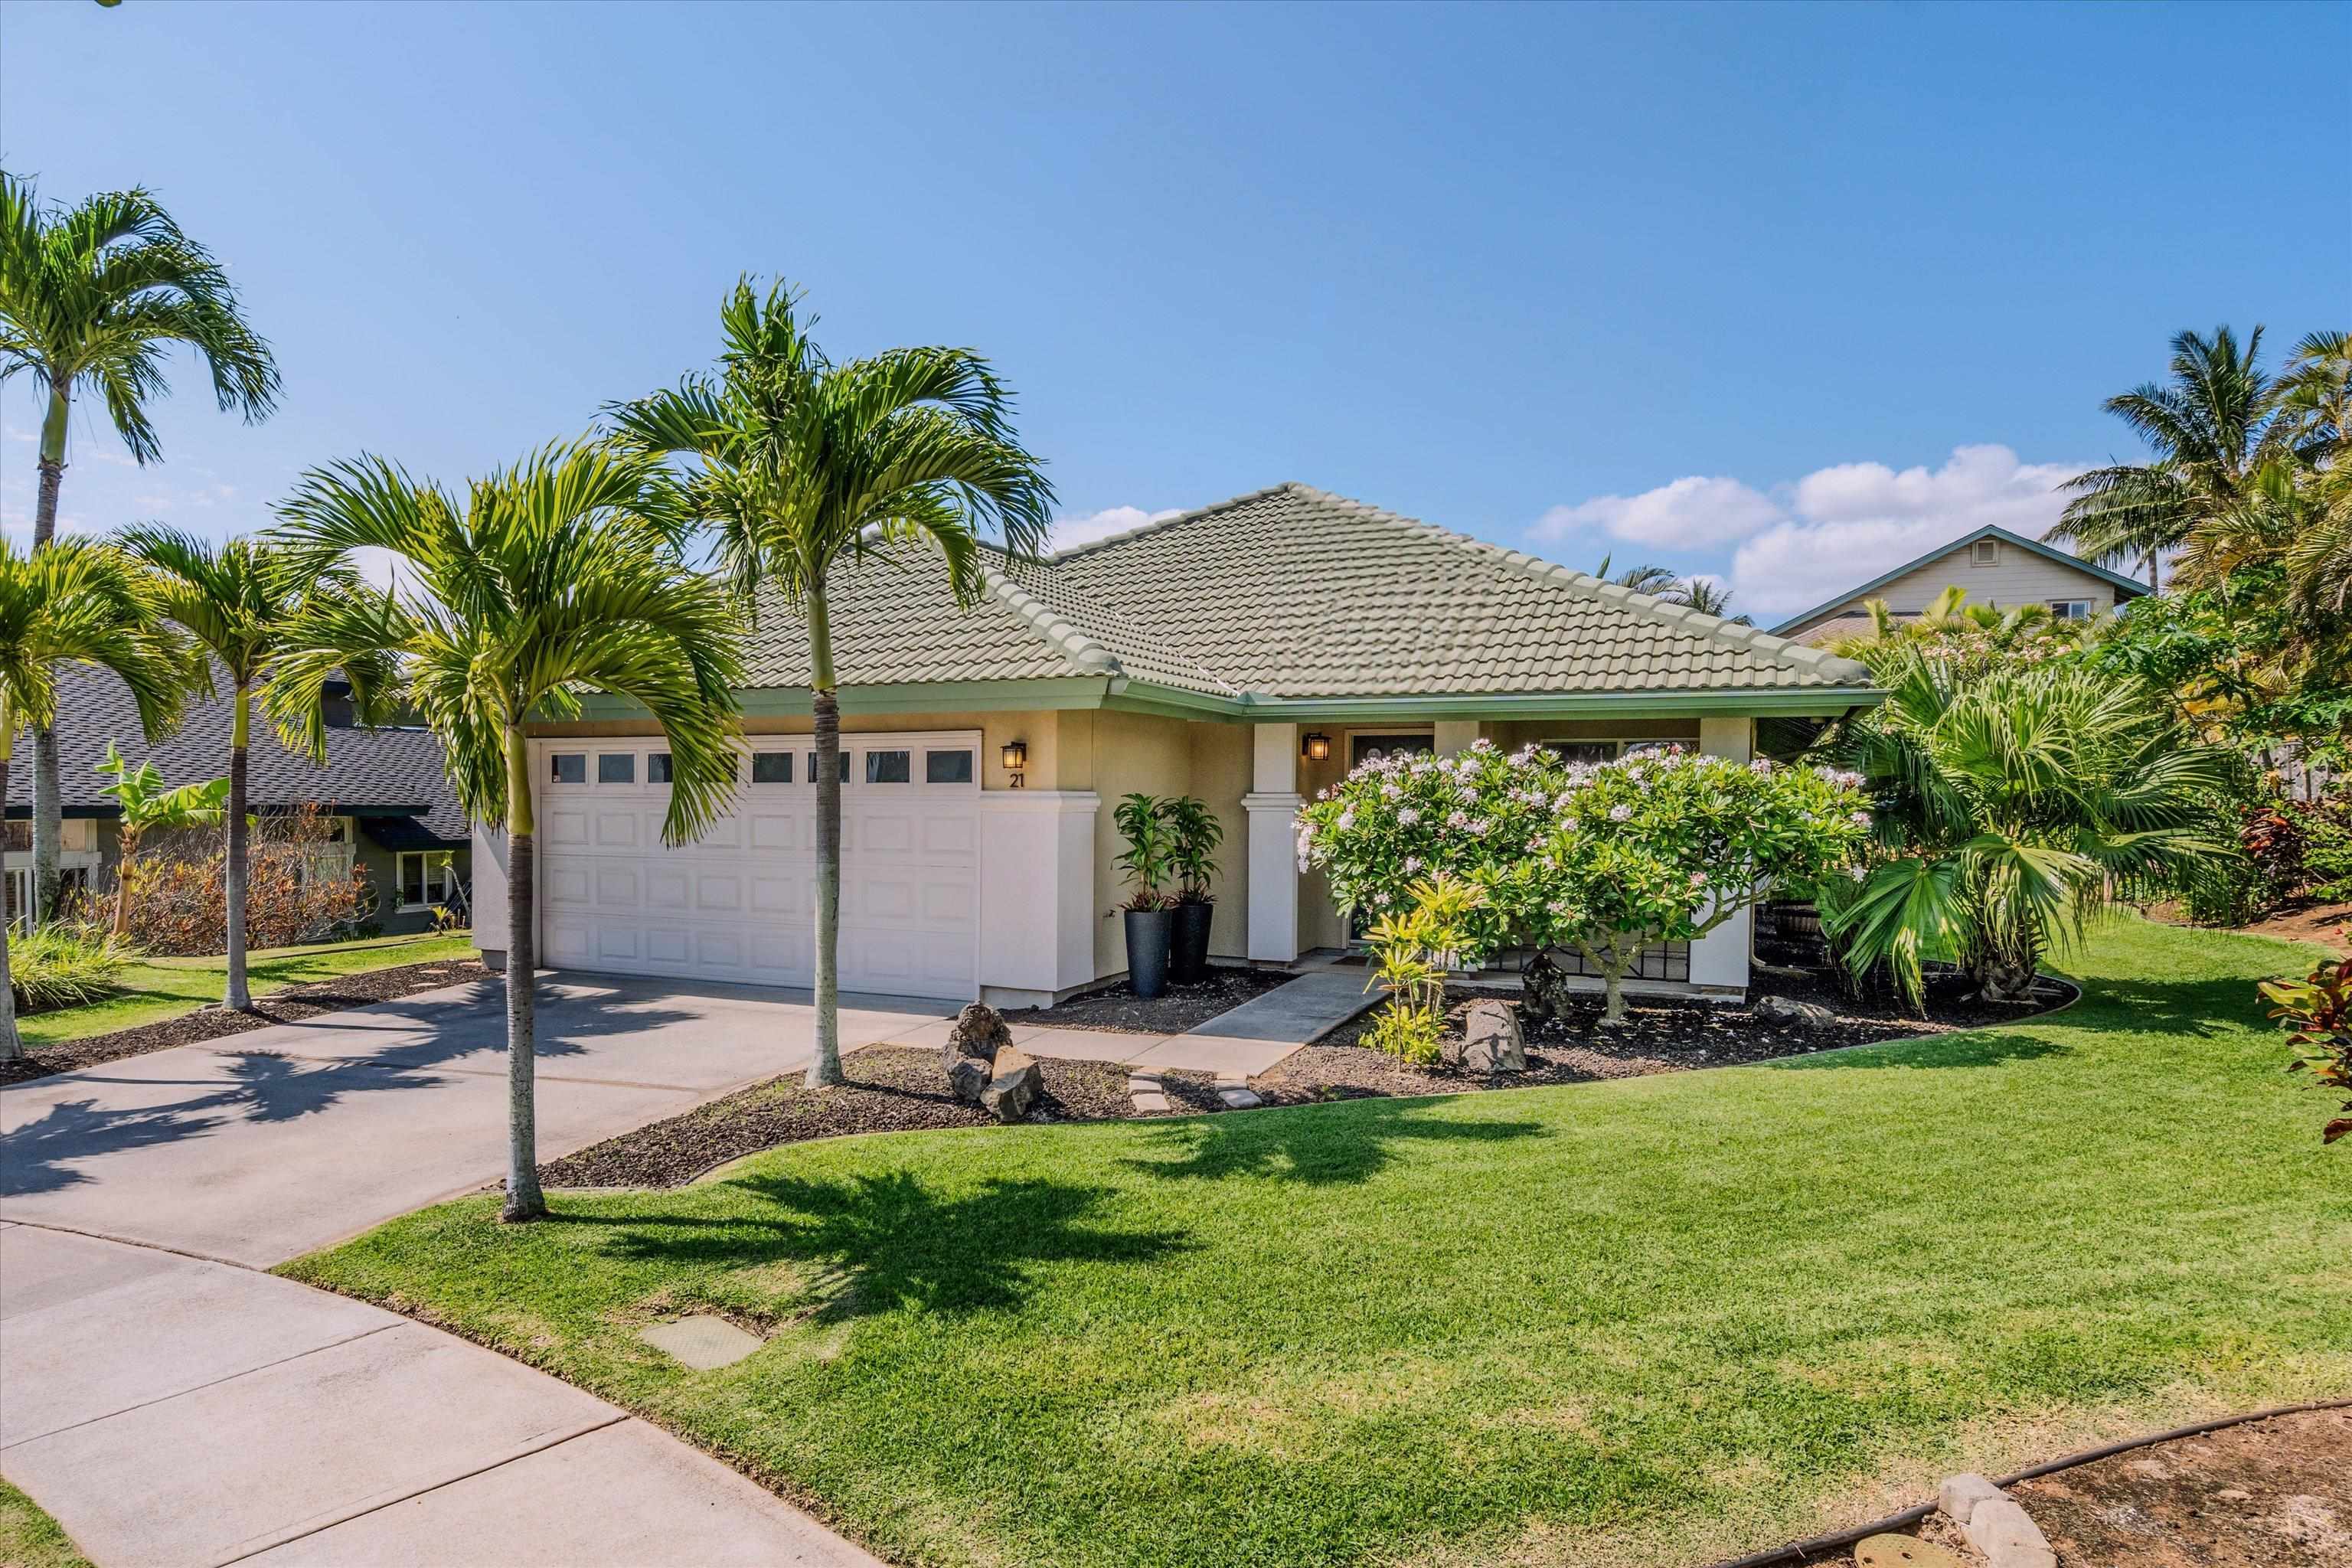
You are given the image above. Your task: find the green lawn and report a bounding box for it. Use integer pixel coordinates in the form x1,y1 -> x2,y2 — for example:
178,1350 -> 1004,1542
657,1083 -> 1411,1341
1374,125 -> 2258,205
18,932 -> 476,1047
281,918 -> 2352,1568
0,1478 -> 94,1568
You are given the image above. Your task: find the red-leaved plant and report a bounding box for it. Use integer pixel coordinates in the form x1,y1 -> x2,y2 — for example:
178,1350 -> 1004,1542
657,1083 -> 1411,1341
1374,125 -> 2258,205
2259,957 -> 2352,1145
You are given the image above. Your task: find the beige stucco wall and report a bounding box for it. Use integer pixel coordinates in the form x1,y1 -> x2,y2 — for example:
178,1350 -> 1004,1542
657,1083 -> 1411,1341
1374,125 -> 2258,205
1780,538 -> 2127,641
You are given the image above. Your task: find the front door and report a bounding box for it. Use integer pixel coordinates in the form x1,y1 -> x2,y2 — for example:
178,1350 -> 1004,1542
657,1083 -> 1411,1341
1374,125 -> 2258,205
1350,733 -> 1434,768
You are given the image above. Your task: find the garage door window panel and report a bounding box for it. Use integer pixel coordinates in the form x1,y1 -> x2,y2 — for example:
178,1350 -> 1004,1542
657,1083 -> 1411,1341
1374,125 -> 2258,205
598,753 -> 637,785
925,750 -> 974,785
751,751 -> 793,784
865,750 -> 911,784
550,753 -> 587,785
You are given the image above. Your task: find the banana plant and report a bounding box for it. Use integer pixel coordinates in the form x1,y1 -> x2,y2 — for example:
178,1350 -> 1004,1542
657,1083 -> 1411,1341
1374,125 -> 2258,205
93,741 -> 229,939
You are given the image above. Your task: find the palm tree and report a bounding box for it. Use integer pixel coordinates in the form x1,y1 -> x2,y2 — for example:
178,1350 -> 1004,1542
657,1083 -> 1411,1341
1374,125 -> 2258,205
1663,576 -> 1743,621
93,740 -> 227,938
607,280 -> 1053,1089
0,172 -> 278,926
2048,326 -> 2292,591
2274,329 -> 2350,459
274,440 -> 744,1221
1820,650 -> 2233,1006
1590,553 -> 1679,594
0,539 -> 183,1057
116,529 -> 390,1011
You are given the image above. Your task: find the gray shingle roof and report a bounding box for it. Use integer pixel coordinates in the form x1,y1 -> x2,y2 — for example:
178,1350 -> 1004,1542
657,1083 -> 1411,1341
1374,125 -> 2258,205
740,483 -> 1872,701
6,664 -> 469,843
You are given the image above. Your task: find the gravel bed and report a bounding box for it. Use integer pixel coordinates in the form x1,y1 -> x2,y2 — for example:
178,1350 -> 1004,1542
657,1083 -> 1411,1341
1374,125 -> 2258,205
0,956 -> 492,1086
541,1045 -> 1149,1188
1000,964 -> 1295,1035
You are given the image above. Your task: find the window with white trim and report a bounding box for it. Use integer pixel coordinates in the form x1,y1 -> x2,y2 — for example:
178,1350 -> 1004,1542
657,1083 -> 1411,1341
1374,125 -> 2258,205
396,850 -> 457,912
1971,539 -> 2000,567
2049,599 -> 2093,620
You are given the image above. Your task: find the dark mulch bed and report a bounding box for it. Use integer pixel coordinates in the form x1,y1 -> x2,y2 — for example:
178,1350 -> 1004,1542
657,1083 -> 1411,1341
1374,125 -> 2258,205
1819,1405 -> 2352,1566
544,966 -> 2076,1188
1260,967 -> 2073,1105
999,963 -> 1295,1035
541,1045 -> 1149,1188
0,956 -> 492,1086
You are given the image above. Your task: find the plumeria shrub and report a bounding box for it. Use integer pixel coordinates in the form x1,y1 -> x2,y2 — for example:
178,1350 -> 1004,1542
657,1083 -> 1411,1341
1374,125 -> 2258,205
1298,740 -> 1871,1024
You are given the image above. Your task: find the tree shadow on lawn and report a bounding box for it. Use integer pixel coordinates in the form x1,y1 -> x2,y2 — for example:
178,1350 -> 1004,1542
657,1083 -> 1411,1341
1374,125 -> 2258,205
1769,1028 -> 2071,1071
553,1168 -> 1192,1321
1121,1096 -> 1549,1185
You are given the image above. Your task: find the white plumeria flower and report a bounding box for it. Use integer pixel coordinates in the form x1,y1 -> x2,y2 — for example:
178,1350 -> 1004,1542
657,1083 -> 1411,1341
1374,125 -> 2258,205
1397,807 -> 1421,826
1608,803 -> 1633,822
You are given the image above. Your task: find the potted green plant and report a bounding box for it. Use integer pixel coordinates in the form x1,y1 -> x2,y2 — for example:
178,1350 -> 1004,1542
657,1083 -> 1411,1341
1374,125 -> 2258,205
1110,792 -> 1177,997
1161,795 -> 1223,984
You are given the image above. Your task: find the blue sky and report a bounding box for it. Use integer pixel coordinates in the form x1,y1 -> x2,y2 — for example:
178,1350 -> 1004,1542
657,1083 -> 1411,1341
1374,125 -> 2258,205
2,0 -> 2344,620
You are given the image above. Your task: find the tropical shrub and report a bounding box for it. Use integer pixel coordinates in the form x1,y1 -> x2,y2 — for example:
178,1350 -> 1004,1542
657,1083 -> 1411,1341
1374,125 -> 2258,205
1161,795 -> 1223,903
1821,651 -> 2237,1005
2259,957 -> 2352,1145
1109,792 -> 1177,911
9,925 -> 134,1013
1297,740 -> 1870,1023
2301,795 -> 2352,902
1357,874 -> 1482,1063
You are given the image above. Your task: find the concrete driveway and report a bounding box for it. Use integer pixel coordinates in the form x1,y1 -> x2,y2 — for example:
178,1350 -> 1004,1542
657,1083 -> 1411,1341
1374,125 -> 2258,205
1,972 -> 952,1267
0,972 -> 946,1566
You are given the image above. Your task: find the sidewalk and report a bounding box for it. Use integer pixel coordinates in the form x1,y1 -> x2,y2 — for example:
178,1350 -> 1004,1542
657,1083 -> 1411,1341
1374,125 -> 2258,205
1,1223 -> 881,1566
0,974 -> 941,1566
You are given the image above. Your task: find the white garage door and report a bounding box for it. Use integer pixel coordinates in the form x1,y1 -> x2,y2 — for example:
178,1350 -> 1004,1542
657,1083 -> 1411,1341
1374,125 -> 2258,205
534,733 -> 981,1000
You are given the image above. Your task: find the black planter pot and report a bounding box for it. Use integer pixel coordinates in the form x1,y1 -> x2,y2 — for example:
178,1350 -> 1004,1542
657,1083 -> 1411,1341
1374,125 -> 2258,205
1124,906 -> 1174,998
1170,899 -> 1214,985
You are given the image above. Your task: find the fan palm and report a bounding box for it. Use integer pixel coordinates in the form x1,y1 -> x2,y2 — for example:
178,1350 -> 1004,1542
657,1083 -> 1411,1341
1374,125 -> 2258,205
2048,325 -> 2292,590
93,741 -> 228,938
1820,650 -> 2234,1006
0,539 -> 184,1057
0,171 -> 277,926
273,439 -> 744,1221
116,529 -> 392,1011
607,280 -> 1053,1089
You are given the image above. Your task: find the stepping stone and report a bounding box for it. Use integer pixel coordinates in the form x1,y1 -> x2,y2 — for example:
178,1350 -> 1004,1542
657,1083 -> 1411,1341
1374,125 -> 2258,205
1126,1073 -> 1165,1093
1217,1087 -> 1262,1109
1129,1091 -> 1171,1114
637,1315 -> 763,1370
1856,1537 -> 1965,1568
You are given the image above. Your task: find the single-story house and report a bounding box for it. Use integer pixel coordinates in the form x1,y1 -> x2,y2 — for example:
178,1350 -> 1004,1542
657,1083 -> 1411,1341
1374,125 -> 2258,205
474,483 -> 1880,1006
1771,524 -> 2151,646
5,665 -> 472,934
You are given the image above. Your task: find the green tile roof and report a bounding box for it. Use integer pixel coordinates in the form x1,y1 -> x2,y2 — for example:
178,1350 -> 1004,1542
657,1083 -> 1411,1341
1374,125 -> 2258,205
740,483 -> 1873,704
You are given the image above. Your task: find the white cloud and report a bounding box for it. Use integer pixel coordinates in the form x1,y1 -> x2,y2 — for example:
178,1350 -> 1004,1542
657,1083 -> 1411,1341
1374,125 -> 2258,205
1534,475 -> 1782,548
1536,445 -> 2090,620
1049,504 -> 1182,553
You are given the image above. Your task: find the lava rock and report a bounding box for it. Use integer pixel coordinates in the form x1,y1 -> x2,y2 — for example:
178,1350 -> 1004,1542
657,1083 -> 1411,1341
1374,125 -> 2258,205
1448,998 -> 1526,1073
1753,995 -> 1837,1027
979,1052 -> 1042,1123
943,1001 -> 1012,1102
1520,951 -> 1573,1023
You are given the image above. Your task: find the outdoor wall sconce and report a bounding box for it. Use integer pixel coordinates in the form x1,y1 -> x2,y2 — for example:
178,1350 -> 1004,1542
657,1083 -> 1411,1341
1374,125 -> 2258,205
1001,739 -> 1027,787
1302,732 -> 1332,763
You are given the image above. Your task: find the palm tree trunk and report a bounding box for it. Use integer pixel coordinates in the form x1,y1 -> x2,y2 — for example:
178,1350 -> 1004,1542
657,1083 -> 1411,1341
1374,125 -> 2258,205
502,723 -> 545,1222
0,739 -> 20,1062
224,684 -> 251,1009
30,385 -> 67,928
805,583 -> 844,1089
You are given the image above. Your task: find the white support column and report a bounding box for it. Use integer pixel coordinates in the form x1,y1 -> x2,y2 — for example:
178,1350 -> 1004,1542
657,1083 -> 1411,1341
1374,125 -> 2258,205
977,790 -> 1099,1008
1690,716 -> 1754,996
1245,723 -> 1302,964
470,819 -> 510,970
1432,720 -> 1479,756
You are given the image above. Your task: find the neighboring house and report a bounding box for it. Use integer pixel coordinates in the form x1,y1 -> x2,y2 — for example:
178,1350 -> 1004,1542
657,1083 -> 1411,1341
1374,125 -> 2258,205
4,665 -> 471,934
1770,524 -> 2151,646
475,482 -> 1879,1006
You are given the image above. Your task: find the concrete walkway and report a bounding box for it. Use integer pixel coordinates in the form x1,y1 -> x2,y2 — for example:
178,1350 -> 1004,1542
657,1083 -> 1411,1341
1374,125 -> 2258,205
1,973 -> 943,1566
882,965 -> 1380,1080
